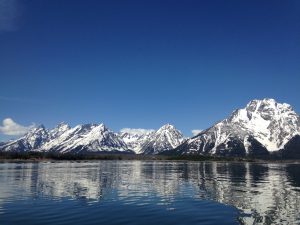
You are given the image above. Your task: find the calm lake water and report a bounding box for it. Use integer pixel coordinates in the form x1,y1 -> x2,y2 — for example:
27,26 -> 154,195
0,161 -> 299,225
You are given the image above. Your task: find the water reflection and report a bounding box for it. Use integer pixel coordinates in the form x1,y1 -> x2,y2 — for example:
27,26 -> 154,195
0,161 -> 299,224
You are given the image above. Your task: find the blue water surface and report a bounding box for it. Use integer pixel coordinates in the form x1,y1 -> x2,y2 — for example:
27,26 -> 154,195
0,161 -> 299,225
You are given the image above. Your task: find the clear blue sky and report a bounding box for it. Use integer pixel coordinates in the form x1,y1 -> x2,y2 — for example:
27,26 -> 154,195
0,0 -> 299,140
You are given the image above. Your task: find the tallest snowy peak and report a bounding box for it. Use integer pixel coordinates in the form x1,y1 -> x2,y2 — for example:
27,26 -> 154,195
181,98 -> 300,155
245,98 -> 293,113
173,98 -> 300,157
229,98 -> 297,124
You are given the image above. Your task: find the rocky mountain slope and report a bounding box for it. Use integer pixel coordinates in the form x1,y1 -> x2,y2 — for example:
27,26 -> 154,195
172,98 -> 300,157
119,129 -> 155,154
0,123 -> 184,155
119,124 -> 184,154
0,123 -> 131,154
0,125 -> 49,152
41,123 -> 130,153
139,124 -> 185,154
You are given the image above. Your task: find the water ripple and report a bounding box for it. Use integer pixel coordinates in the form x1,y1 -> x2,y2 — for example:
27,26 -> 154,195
0,161 -> 299,225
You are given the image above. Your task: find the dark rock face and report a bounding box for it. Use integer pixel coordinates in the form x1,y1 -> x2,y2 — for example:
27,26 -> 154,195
246,136 -> 269,157
281,135 -> 300,159
215,138 -> 246,157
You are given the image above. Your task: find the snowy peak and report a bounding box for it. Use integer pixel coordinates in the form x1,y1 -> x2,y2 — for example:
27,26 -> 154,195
175,98 -> 300,156
120,128 -> 154,136
246,98 -> 293,112
230,98 -> 294,122
24,125 -> 49,149
74,123 -> 128,153
49,122 -> 71,138
0,124 -> 49,152
155,124 -> 184,148
228,98 -> 300,151
56,122 -> 71,131
42,123 -> 129,153
0,122 -> 131,154
232,99 -> 293,120
119,128 -> 155,154
140,124 -> 184,154
157,124 -> 176,132
119,125 -> 184,154
25,124 -> 46,135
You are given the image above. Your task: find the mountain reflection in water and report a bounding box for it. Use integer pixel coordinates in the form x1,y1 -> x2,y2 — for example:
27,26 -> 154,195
0,161 -> 299,225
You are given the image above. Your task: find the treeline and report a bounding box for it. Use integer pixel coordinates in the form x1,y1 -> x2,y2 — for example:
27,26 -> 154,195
0,151 -> 255,162
0,151 -> 150,160
0,151 -> 166,161
0,151 -> 297,162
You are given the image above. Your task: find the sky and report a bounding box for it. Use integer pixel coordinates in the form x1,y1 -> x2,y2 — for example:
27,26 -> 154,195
0,0 -> 300,140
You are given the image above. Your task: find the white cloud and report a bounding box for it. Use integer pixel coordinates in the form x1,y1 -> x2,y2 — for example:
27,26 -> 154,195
0,0 -> 21,32
0,118 -> 35,136
120,128 -> 155,135
191,129 -> 202,136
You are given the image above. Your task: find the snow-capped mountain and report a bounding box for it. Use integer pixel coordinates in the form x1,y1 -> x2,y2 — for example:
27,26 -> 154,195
0,125 -> 49,152
173,98 -> 300,157
1,98 -> 299,157
0,123 -> 131,154
41,123 -> 130,153
49,122 -> 71,139
139,124 -> 185,154
0,123 -> 183,154
230,98 -> 299,151
119,128 -> 155,154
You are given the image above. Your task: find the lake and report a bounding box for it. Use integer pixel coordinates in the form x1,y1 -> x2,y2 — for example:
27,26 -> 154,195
0,161 -> 299,225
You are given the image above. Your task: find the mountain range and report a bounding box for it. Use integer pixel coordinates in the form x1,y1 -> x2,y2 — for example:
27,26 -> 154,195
1,98 -> 300,158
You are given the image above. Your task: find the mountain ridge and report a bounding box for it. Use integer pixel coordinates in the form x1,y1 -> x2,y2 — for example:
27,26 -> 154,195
0,123 -> 184,155
1,98 -> 300,158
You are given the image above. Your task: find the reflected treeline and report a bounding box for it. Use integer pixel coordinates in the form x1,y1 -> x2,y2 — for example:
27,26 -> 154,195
0,161 -> 299,224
